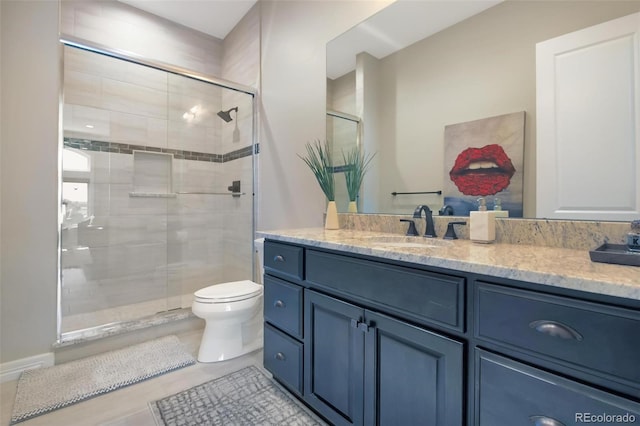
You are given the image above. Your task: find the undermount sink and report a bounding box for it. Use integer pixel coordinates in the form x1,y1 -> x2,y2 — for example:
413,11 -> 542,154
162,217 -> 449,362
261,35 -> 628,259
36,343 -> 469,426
363,235 -> 453,249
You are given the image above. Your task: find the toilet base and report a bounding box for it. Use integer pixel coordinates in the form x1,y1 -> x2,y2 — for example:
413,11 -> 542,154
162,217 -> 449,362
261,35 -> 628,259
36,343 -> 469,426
197,311 -> 263,363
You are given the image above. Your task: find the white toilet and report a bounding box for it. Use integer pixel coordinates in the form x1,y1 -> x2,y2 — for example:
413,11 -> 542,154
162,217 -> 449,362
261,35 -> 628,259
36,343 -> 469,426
192,239 -> 265,363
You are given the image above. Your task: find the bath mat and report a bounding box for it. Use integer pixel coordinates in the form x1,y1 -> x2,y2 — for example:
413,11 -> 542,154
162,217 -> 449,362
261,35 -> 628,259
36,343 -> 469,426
10,335 -> 195,425
150,365 -> 327,426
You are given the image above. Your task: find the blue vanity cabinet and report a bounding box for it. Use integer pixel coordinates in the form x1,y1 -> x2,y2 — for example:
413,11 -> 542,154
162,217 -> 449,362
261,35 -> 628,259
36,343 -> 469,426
263,241 -> 305,396
304,289 -> 464,426
263,237 -> 640,426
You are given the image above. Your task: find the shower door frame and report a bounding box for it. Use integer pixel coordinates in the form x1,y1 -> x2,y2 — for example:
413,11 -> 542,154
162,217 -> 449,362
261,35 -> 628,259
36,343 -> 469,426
57,35 -> 259,344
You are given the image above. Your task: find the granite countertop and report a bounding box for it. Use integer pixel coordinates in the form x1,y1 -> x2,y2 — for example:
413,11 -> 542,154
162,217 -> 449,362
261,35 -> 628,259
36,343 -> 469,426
257,228 -> 640,301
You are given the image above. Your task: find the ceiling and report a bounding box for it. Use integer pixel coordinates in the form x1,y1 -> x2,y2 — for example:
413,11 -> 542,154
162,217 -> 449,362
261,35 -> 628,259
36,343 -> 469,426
118,0 -> 258,39
116,0 -> 500,78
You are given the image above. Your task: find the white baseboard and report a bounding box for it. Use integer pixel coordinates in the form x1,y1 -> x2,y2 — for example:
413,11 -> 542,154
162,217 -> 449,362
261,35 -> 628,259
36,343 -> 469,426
0,352 -> 55,383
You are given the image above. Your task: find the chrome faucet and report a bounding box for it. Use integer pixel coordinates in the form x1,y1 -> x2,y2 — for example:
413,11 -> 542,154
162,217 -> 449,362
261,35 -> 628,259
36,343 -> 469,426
413,205 -> 437,238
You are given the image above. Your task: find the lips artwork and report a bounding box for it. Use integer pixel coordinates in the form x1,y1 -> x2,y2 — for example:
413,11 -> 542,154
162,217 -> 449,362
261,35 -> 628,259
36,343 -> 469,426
449,144 -> 516,196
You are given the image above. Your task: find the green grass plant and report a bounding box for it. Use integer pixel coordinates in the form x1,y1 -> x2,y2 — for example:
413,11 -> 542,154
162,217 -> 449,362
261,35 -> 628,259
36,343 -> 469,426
299,139 -> 335,201
342,146 -> 375,202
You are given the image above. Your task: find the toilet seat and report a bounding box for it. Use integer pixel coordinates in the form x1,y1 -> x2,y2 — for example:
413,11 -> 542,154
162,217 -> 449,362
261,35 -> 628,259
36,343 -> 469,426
194,280 -> 262,304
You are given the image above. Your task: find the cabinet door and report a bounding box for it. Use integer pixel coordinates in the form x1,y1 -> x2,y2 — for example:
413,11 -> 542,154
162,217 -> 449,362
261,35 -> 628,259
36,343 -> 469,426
304,290 -> 365,426
364,311 -> 464,426
536,12 -> 640,220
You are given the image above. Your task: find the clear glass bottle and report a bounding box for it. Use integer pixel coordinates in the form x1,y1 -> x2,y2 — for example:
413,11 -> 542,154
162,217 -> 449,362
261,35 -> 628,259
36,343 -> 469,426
628,220 -> 640,252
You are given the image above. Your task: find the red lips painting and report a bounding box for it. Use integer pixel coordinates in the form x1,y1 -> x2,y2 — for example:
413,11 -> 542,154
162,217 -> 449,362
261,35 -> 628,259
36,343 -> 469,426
443,111 -> 525,217
449,144 -> 516,196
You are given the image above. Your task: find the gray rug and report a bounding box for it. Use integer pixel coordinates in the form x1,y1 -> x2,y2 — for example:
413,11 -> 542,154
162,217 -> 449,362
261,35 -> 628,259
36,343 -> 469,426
150,365 -> 327,426
11,335 -> 195,425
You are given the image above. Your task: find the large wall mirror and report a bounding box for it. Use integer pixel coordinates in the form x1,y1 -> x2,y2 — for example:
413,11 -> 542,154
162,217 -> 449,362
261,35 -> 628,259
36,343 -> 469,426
326,0 -> 640,220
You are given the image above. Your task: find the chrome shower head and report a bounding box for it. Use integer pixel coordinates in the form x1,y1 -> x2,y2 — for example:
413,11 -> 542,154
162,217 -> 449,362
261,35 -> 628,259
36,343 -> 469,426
217,107 -> 238,123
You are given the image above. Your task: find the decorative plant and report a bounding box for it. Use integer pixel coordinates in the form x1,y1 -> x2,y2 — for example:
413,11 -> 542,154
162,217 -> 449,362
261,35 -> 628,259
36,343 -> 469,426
299,139 -> 335,201
342,145 -> 375,203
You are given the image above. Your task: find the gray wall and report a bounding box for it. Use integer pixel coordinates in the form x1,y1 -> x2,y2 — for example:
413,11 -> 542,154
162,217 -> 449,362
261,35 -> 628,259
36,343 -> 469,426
257,0 -> 390,231
1,0 -> 60,362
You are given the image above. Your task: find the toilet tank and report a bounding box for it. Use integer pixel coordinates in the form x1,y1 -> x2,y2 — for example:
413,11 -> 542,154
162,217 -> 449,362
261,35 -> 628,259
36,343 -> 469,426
254,238 -> 265,284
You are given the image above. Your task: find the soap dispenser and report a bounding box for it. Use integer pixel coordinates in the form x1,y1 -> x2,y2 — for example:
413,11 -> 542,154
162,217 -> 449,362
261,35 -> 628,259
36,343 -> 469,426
493,197 -> 509,218
470,197 -> 496,243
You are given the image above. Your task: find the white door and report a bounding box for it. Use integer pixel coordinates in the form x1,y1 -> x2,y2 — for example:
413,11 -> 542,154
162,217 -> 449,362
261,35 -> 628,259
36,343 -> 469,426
536,12 -> 640,221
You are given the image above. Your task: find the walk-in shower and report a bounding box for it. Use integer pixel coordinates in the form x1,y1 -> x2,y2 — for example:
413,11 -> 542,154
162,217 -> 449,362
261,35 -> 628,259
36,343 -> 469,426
59,40 -> 256,342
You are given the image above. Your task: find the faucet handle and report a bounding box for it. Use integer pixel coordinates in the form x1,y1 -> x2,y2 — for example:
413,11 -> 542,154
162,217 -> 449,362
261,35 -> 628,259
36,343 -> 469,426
400,219 -> 419,236
444,221 -> 467,240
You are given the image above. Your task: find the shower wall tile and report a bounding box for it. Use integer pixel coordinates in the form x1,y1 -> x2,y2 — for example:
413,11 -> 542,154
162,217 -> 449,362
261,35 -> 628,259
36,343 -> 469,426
167,192 -> 222,215
167,121 -> 213,155
110,111 -> 168,148
221,2 -> 260,88
92,215 -> 167,248
61,0 -> 223,76
90,183 -> 113,217
167,78 -> 222,126
102,78 -> 167,119
65,46 -> 167,92
65,70 -> 103,108
173,160 -> 220,194
83,152 -> 132,185
75,242 -> 167,281
108,215 -> 167,244
168,262 -> 223,300
167,213 -> 223,246
98,270 -> 169,307
64,104 -> 111,140
108,184 -> 169,216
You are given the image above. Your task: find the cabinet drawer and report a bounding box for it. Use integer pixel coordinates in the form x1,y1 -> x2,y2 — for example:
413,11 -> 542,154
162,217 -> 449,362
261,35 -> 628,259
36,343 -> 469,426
264,324 -> 303,395
475,282 -> 640,389
264,241 -> 304,281
476,349 -> 640,425
264,276 -> 303,339
306,250 -> 464,331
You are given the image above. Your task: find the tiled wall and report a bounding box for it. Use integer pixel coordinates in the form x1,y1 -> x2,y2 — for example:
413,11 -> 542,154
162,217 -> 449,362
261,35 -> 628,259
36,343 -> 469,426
60,15 -> 257,330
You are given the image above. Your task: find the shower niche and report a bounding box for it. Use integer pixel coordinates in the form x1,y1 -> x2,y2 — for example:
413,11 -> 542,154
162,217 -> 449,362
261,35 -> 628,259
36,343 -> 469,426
131,151 -> 174,196
59,43 -> 256,342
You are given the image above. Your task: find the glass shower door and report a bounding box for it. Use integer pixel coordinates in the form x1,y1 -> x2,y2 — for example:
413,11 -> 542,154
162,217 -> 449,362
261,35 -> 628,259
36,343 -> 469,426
167,74 -> 255,308
60,44 -> 256,338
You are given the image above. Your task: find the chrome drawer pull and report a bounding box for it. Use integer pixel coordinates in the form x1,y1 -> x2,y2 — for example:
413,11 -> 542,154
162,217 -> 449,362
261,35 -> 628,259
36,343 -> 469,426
274,255 -> 285,262
529,320 -> 583,341
274,352 -> 286,361
529,415 -> 565,426
274,300 -> 286,308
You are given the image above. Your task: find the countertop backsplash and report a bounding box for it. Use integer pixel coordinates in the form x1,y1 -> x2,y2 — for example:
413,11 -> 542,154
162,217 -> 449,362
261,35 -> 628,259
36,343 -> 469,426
338,213 -> 631,251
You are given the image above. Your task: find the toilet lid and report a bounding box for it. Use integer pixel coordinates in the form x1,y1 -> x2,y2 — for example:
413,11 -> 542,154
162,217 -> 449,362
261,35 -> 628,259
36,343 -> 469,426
194,280 -> 262,303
